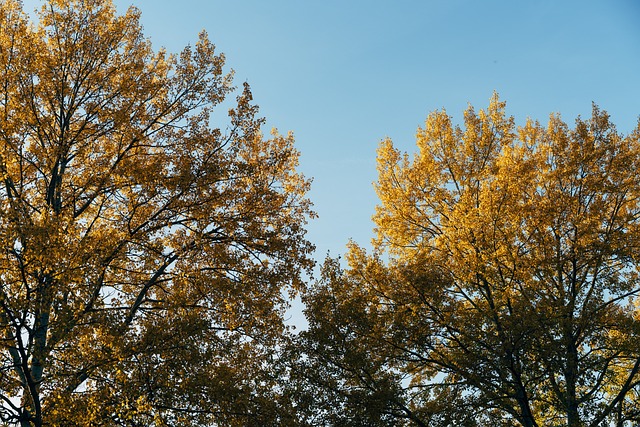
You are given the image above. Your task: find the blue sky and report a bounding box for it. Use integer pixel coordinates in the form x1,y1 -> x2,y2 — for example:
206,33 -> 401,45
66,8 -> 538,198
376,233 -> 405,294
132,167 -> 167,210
113,0 -> 640,260
24,0 -> 640,259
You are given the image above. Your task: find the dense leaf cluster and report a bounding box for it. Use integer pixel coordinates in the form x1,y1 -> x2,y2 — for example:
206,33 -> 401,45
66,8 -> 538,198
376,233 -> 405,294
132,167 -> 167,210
0,1 -> 312,425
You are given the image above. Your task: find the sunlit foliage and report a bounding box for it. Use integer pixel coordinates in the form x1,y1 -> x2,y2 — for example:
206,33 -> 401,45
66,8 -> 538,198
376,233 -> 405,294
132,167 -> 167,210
0,1 -> 313,425
299,95 -> 640,427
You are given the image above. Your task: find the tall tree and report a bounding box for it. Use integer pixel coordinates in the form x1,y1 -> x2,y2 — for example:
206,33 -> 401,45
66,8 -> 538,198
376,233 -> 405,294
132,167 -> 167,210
300,95 -> 640,426
0,0 -> 313,425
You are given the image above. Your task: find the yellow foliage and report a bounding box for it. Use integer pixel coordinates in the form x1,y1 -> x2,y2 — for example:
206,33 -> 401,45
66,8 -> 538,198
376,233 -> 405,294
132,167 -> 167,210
0,1 -> 313,426
322,94 -> 640,425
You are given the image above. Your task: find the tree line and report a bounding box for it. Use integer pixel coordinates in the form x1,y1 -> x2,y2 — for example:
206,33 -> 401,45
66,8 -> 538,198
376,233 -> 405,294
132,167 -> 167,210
1,1 -> 639,426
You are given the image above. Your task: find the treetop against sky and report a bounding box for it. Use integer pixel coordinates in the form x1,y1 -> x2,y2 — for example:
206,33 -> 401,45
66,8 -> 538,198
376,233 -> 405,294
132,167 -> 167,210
22,0 -> 640,259
2,1 -> 640,425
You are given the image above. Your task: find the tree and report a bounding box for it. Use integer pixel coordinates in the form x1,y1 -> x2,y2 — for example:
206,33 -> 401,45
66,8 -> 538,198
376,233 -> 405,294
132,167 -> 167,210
300,95 -> 640,426
0,0 -> 313,425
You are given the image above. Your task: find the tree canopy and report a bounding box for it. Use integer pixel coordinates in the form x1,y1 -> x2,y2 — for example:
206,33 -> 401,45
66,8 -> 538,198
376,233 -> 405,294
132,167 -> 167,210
0,0 -> 313,425
3,1 -> 640,426
298,95 -> 640,426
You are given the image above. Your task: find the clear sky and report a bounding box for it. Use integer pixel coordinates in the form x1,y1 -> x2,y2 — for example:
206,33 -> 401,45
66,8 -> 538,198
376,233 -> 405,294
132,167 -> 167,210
23,0 -> 640,260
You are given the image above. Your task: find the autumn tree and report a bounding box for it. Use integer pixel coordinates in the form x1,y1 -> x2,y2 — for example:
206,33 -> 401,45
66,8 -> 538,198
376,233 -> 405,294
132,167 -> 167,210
0,0 -> 314,425
298,95 -> 640,426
